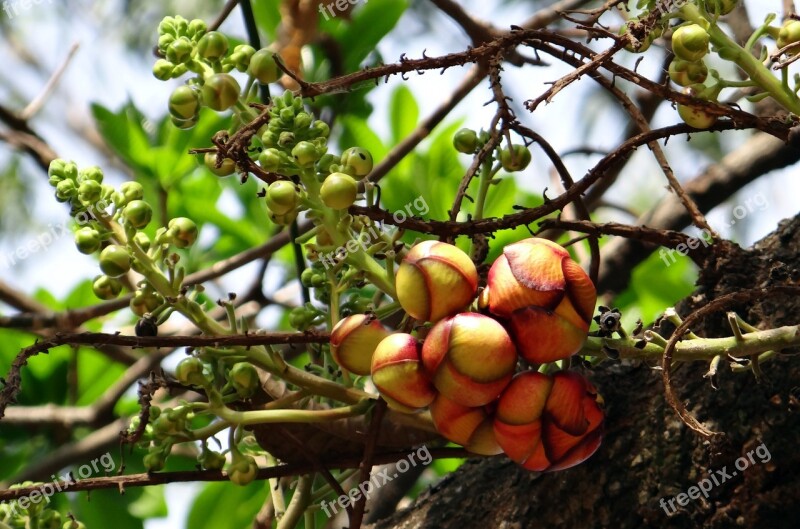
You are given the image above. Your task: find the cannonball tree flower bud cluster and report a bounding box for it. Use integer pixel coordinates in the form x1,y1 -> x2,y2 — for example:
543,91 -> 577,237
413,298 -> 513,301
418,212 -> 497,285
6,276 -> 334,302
351,237 -> 603,470
0,482 -> 80,529
47,160 -> 200,334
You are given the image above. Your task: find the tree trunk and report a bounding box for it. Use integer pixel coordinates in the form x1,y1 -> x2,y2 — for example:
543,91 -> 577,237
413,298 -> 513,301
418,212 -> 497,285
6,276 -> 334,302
370,215 -> 800,529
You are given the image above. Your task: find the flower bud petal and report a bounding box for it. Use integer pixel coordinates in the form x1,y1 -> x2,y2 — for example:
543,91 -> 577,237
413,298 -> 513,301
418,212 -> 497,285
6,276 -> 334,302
371,333 -> 436,412
508,306 -> 588,364
330,314 -> 390,376
395,241 -> 478,322
429,394 -> 502,455
422,313 -> 516,407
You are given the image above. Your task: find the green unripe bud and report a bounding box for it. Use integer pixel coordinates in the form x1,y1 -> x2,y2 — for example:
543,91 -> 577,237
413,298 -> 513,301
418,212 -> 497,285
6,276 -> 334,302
48,159 -> 77,186
204,152 -> 236,176
169,85 -> 200,120
316,153 -> 339,173
320,172 -> 358,210
62,521 -> 87,529
197,31 -> 229,60
153,59 -> 175,80
168,217 -> 198,248
188,19 -> 207,39
143,451 -> 166,472
710,0 -> 738,16
620,21 -> 653,53
202,73 -> 240,111
453,128 -> 478,153
133,231 -> 151,252
340,147 -> 373,177
668,58 -> 708,87
75,227 -> 101,254
258,149 -> 282,172
778,20 -> 800,55
291,141 -> 319,168
119,181 -> 144,205
277,131 -> 295,147
229,362 -> 259,398
279,107 -> 295,123
77,165 -> 103,183
92,275 -> 123,300
266,180 -> 300,215
672,24 -> 710,62
249,49 -> 280,84
268,209 -> 298,226
158,16 -> 177,36
130,290 -> 164,317
261,130 -> 279,147
171,114 -> 198,129
158,33 -> 175,52
99,245 -> 131,277
199,449 -> 226,470
78,180 -> 103,204
500,145 -> 532,172
228,455 -> 258,486
678,86 -> 717,129
228,44 -> 256,71
300,267 -> 316,287
312,120 -> 330,138
166,36 -> 193,64
293,112 -> 312,130
175,357 -> 208,386
39,510 -> 62,529
123,199 -> 153,229
55,179 -> 77,201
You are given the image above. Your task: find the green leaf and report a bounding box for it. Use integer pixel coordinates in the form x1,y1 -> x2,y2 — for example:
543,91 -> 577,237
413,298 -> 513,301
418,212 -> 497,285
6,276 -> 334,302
389,85 -> 419,145
128,484 -> 168,519
333,0 -> 408,72
187,481 -> 269,529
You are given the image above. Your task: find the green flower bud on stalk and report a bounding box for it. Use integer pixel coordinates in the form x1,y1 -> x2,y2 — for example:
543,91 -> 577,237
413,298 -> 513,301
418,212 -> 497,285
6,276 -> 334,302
778,20 -> 800,55
133,231 -> 151,252
312,120 -> 330,138
171,114 -> 198,129
92,275 -> 123,300
620,21 -> 653,53
78,180 -> 103,204
175,357 -> 208,386
158,16 -> 177,36
320,172 -> 358,210
166,36 -> 193,64
40,510 -> 62,529
266,180 -> 300,215
269,209 -> 298,226
277,131 -> 295,147
293,111 -> 312,130
123,199 -> 153,229
143,451 -> 166,472
168,217 -> 198,248
710,0 -> 738,16
197,31 -> 229,60
259,149 -> 282,172
204,152 -> 236,176
77,165 -> 103,183
187,19 -> 208,39
48,159 -> 77,185
229,362 -> 259,398
99,245 -> 131,277
202,73 -> 240,111
316,153 -> 339,173
228,454 -> 258,486
453,128 -> 478,153
227,44 -> 256,72
672,24 -> 710,62
678,86 -> 718,129
75,227 -> 101,254
340,147 -> 373,176
130,290 -> 164,318
199,448 -> 226,470
55,179 -> 77,202
249,48 -> 280,83
168,85 -> 200,120
119,181 -> 144,205
291,141 -> 319,168
174,16 -> 188,36
500,145 -> 532,172
62,520 -> 87,529
153,59 -> 175,80
158,33 -> 175,52
279,107 -> 295,123
668,58 -> 708,87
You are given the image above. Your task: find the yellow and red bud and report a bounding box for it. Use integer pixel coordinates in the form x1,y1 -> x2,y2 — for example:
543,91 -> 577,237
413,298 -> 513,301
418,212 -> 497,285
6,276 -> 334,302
371,333 -> 437,413
421,312 -> 517,407
493,371 -> 604,472
429,394 -> 502,456
395,240 -> 478,322
330,314 -> 391,376
485,238 -> 596,363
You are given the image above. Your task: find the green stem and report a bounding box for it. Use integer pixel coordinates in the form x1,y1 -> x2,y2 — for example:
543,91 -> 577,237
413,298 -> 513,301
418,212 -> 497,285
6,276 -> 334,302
680,4 -> 800,114
277,474 -> 313,529
213,399 -> 373,426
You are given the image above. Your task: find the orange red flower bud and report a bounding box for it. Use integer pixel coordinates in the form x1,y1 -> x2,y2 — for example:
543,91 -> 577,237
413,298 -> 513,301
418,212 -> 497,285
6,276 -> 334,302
371,333 -> 437,412
395,240 -> 478,322
330,314 -> 390,376
493,371 -> 604,472
421,313 -> 517,407
485,237 -> 596,363
429,394 -> 502,455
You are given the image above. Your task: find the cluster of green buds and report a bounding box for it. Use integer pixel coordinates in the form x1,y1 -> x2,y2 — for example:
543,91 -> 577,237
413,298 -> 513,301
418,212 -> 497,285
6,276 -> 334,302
669,23 -> 720,129
259,91 -> 330,174
453,128 -> 531,172
0,484 -> 82,529
154,16 -> 280,128
47,160 -> 199,322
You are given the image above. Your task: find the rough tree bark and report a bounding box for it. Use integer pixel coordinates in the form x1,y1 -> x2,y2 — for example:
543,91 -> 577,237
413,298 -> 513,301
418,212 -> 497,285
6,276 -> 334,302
368,215 -> 800,529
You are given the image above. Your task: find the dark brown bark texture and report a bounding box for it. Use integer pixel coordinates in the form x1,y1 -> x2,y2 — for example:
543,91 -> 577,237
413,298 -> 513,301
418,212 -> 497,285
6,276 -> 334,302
370,215 -> 800,529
